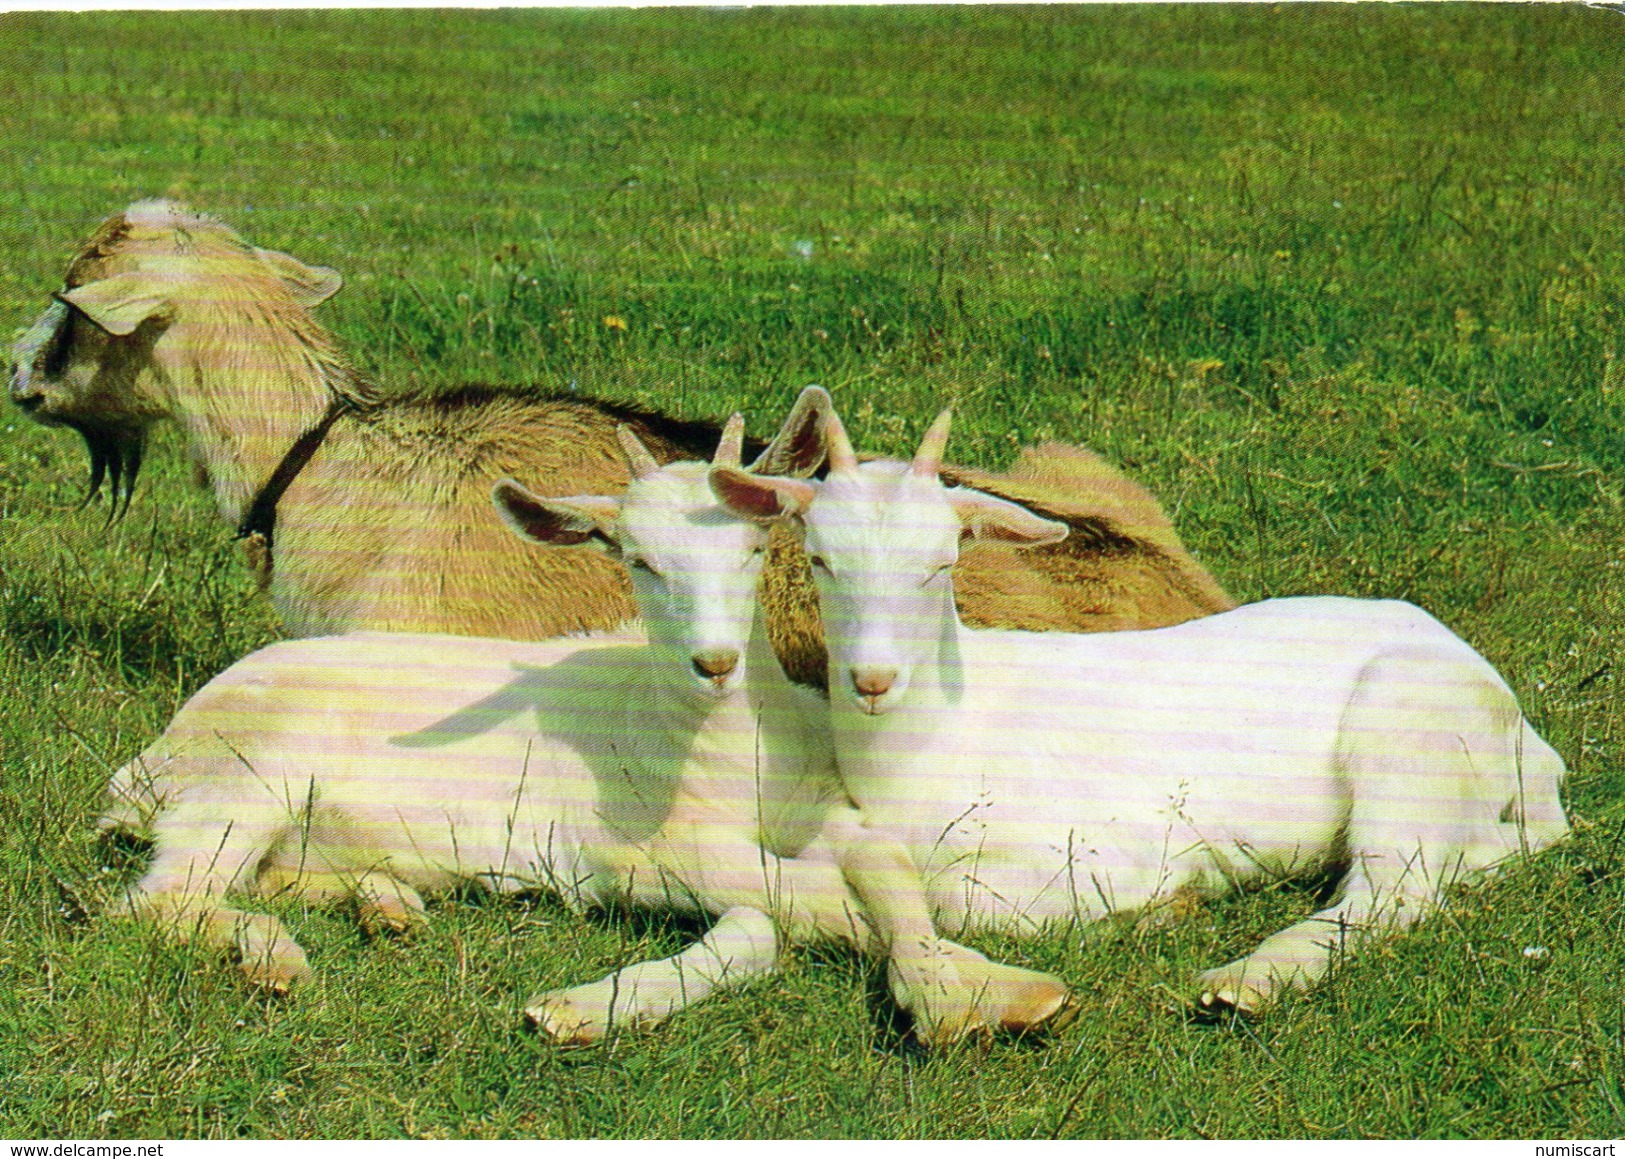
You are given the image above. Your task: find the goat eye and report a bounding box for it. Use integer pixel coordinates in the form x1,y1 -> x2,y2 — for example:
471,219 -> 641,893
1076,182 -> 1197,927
628,557 -> 659,577
806,553 -> 830,573
41,313 -> 73,379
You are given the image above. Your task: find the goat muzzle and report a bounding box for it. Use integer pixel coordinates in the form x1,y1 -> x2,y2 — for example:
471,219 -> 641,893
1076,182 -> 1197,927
850,666 -> 899,713
691,650 -> 740,686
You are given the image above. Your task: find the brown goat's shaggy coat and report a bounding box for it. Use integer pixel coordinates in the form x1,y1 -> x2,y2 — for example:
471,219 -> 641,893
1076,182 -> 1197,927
12,201 -> 1234,684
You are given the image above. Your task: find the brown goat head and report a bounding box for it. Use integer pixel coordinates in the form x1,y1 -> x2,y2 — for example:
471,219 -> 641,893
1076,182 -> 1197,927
8,200 -> 353,515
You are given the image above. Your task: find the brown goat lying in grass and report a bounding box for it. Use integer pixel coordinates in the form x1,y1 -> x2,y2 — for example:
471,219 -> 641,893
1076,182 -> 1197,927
8,200 -> 1234,683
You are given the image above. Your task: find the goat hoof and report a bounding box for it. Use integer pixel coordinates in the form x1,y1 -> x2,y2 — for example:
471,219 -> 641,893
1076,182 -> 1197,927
910,1017 -> 994,1051
358,904 -> 427,940
524,996 -> 606,1047
976,957 -> 1076,1037
1194,961 -> 1273,1020
240,957 -> 311,997
1193,986 -> 1262,1022
1000,976 -> 1076,1036
1049,994 -> 1082,1033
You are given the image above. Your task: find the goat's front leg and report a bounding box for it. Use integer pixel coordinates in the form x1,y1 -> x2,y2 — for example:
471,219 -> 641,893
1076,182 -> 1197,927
821,808 -> 1075,1046
525,906 -> 780,1045
611,818 -> 1072,1045
656,814 -> 1074,1043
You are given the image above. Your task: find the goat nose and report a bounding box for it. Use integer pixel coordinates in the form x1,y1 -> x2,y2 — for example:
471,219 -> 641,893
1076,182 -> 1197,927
850,667 -> 898,699
10,380 -> 42,410
692,650 -> 740,681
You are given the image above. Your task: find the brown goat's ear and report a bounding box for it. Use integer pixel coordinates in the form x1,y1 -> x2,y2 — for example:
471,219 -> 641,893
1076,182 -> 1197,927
57,276 -> 170,337
492,479 -> 621,551
710,466 -> 816,523
946,487 -> 1069,548
254,247 -> 344,307
751,385 -> 831,478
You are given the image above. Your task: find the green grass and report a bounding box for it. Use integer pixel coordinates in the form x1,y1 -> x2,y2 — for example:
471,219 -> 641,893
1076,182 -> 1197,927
1,4 -> 1622,1140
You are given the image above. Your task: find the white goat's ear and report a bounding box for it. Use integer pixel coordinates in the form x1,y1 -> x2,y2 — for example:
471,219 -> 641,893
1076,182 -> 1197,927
750,385 -> 831,478
710,465 -> 816,523
56,276 -> 170,336
947,487 -> 1069,547
492,478 -> 621,551
254,247 -> 344,307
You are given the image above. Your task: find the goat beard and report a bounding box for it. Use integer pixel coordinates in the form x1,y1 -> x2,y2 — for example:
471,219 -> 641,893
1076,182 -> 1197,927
65,418 -> 146,519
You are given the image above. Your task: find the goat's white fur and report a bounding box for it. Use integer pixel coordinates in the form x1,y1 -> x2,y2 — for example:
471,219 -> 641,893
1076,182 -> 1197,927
103,417 -> 1070,1044
710,401 -> 1569,1013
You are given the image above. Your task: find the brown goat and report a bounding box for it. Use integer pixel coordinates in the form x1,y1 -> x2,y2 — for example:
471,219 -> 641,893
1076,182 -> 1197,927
9,200 -> 1234,685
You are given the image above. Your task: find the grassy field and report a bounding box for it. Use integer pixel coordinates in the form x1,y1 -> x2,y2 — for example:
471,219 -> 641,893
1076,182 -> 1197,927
1,5 -> 1622,1140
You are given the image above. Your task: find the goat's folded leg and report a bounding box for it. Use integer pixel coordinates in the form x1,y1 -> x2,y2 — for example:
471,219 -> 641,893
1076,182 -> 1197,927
1196,871 -> 1429,1016
524,906 -> 780,1045
1199,666 -> 1562,1018
627,817 -> 1073,1045
351,871 -> 428,936
255,864 -> 428,938
116,888 -> 311,994
822,808 -> 1074,1045
918,941 -> 1080,1041
115,808 -> 309,993
654,811 -> 1079,1043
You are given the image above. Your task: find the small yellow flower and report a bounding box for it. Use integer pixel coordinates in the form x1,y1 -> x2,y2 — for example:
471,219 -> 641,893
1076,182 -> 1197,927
602,315 -> 628,332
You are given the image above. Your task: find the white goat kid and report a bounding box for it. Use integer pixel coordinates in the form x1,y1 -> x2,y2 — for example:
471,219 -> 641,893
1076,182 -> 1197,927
711,406 -> 1569,1015
107,416 -> 1068,1044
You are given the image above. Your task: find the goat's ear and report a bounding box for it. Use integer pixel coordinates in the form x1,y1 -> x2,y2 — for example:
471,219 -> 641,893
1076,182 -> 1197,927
56,276 -> 170,337
710,465 -> 816,523
492,479 -> 621,552
947,487 -> 1069,548
254,248 -> 344,307
750,385 -> 831,478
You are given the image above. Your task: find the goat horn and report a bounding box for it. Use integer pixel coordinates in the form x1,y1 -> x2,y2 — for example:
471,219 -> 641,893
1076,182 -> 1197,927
823,407 -> 859,475
714,413 -> 745,470
615,425 -> 661,480
911,408 -> 953,477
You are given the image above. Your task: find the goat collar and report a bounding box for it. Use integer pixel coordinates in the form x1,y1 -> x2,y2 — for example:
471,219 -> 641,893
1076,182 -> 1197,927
234,396 -> 350,550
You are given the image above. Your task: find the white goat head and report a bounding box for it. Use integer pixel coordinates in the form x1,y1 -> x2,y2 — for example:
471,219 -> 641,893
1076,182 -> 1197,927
494,414 -> 770,698
712,403 -> 1066,713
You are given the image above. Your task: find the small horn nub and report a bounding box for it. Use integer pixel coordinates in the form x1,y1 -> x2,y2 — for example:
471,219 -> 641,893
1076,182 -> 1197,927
824,407 -> 859,475
714,413 -> 745,469
911,408 -> 953,478
616,425 -> 661,479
